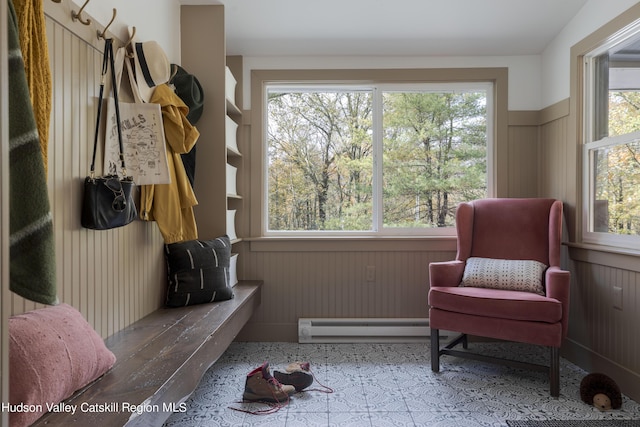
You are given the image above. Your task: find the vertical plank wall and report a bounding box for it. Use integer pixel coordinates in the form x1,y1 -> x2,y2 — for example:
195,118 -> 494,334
569,260 -> 639,373
7,5 -> 166,338
538,100 -> 574,242
507,111 -> 540,198
240,247 -> 457,341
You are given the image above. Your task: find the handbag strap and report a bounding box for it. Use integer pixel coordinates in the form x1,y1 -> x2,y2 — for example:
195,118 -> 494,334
107,39 -> 128,178
89,38 -> 110,178
90,38 -> 128,178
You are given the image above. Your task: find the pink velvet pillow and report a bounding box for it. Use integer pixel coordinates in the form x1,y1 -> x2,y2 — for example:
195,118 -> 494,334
9,304 -> 116,427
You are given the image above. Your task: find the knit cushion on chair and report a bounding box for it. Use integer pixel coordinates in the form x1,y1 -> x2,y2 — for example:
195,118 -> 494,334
460,257 -> 547,295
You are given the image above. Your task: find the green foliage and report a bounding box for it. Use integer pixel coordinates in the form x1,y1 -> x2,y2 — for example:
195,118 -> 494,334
591,92 -> 640,235
382,92 -> 486,227
266,88 -> 488,231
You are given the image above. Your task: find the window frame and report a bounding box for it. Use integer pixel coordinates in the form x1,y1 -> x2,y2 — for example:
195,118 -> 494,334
262,82 -> 494,237
581,19 -> 640,249
249,68 -> 509,240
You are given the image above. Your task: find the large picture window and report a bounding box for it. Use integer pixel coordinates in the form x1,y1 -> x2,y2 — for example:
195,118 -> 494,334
264,82 -> 493,235
583,22 -> 640,247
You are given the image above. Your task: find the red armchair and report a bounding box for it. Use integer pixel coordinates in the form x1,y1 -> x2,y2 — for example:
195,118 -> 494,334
428,198 -> 570,397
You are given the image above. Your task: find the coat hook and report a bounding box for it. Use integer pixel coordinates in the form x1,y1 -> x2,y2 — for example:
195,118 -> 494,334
97,8 -> 117,40
125,26 -> 136,48
72,0 -> 91,26
124,26 -> 136,57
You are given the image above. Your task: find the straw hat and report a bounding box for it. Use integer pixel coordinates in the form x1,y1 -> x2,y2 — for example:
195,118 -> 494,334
131,38 -> 171,103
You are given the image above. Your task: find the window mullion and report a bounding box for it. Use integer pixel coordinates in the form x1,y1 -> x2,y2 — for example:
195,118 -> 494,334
372,87 -> 384,233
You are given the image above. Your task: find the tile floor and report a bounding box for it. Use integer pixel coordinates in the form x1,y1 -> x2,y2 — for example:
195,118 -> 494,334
163,341 -> 640,427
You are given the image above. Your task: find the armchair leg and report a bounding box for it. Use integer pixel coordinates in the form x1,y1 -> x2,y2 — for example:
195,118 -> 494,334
550,346 -> 560,397
430,328 -> 440,372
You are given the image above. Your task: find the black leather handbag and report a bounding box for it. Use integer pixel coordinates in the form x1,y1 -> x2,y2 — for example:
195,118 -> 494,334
81,38 -> 137,230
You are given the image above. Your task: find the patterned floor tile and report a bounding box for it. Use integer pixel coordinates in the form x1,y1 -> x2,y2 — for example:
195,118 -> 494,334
328,411 -> 372,427
285,411 -> 329,426
288,391 -> 329,413
163,341 -> 640,427
368,411 -> 418,426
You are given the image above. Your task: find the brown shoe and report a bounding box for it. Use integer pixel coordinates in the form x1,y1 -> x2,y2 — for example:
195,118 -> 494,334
243,362 -> 296,403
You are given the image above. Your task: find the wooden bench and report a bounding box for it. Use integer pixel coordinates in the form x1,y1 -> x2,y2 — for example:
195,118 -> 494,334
33,281 -> 262,427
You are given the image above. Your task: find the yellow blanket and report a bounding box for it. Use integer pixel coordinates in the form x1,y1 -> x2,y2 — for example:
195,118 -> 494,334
12,0 -> 52,174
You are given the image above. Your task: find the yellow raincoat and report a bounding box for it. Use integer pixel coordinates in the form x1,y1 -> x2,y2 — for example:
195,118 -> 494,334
140,84 -> 199,243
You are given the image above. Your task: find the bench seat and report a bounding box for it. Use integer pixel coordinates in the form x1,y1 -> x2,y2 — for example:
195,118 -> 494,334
32,280 -> 262,427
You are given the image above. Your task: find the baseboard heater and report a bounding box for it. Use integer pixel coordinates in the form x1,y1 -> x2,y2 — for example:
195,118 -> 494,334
298,318 -> 432,343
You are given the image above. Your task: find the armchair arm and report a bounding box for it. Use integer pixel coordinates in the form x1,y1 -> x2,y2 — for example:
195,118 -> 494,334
545,266 -> 571,338
429,260 -> 465,287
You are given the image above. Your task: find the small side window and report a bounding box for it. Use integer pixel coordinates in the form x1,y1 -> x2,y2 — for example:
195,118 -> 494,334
583,23 -> 640,246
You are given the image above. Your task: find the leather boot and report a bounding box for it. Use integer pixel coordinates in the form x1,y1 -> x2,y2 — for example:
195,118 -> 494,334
274,361 -> 314,391
243,362 -> 296,402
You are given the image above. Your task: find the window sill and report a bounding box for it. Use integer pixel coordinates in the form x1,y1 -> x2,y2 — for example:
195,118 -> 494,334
246,235 -> 457,252
564,241 -> 640,272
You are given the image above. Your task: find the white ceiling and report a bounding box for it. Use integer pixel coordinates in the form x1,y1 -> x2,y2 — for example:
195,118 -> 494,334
217,0 -> 589,57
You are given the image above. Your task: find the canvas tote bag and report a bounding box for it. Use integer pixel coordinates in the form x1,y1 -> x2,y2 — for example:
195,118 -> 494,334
103,47 -> 171,185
